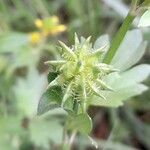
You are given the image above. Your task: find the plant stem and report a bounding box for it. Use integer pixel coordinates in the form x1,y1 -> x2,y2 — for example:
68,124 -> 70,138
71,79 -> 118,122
103,12 -> 135,64
61,101 -> 79,150
66,101 -> 78,149
103,0 -> 139,64
68,130 -> 77,150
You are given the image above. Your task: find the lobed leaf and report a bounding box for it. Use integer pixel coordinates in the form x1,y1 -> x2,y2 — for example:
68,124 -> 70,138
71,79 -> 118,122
67,113 -> 92,135
111,29 -> 144,71
90,83 -> 148,107
94,34 -> 110,50
0,32 -> 28,53
138,10 -> 150,27
14,69 -> 46,117
111,64 -> 150,89
29,118 -> 63,148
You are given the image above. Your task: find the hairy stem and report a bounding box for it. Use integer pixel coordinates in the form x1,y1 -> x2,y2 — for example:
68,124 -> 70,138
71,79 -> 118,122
67,101 -> 79,149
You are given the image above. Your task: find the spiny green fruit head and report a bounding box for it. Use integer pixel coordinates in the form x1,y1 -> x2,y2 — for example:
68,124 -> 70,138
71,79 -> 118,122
45,34 -> 118,110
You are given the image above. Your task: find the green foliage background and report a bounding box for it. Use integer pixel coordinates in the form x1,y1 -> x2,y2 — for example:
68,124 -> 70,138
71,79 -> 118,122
0,0 -> 150,150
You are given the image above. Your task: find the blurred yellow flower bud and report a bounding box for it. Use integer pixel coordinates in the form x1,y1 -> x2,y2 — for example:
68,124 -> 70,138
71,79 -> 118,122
50,16 -> 59,24
29,32 -> 41,44
35,19 -> 43,28
55,25 -> 67,32
33,16 -> 67,39
50,25 -> 67,35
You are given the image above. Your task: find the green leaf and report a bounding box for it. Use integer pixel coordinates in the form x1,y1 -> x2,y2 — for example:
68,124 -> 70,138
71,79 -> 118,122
0,32 -> 28,53
110,64 -> 150,89
94,34 -> 110,50
90,64 -> 150,107
93,34 -> 110,61
47,71 -> 58,83
111,29 -> 144,71
37,86 -> 62,115
0,117 -> 22,135
79,137 -> 139,150
0,117 -> 23,150
12,47 -> 39,68
67,113 -> 92,135
90,84 -> 148,107
138,10 -> 150,27
14,69 -> 46,117
0,142 -> 14,150
29,118 -> 63,149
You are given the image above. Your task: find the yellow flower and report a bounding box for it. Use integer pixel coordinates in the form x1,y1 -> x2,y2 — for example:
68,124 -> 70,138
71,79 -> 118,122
29,32 -> 41,44
35,19 -> 43,28
48,25 -> 67,35
34,16 -> 67,36
54,24 -> 67,32
50,16 -> 59,24
28,16 -> 67,44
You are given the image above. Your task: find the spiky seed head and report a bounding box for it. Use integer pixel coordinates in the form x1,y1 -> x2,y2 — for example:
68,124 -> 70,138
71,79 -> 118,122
46,34 -> 118,106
